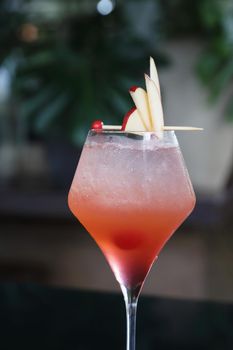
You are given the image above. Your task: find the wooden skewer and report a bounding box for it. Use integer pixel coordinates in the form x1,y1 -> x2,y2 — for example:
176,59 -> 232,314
102,125 -> 122,130
163,126 -> 203,131
102,125 -> 203,131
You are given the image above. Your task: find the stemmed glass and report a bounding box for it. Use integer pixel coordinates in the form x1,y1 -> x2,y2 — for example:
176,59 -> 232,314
68,130 -> 196,350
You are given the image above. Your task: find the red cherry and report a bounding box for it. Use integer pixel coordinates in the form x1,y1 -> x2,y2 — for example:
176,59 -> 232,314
114,232 -> 143,250
129,85 -> 138,92
91,120 -> 103,130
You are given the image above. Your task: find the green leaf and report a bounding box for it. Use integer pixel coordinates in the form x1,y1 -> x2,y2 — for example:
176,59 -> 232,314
199,0 -> 222,29
34,93 -> 69,132
24,51 -> 56,68
19,86 -> 56,118
197,53 -> 222,83
210,58 -> 233,99
105,94 -> 130,122
226,97 -> 233,122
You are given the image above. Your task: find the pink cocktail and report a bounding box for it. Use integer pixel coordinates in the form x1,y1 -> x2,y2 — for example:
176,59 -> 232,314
68,55 -> 200,350
68,130 -> 196,350
69,131 -> 195,289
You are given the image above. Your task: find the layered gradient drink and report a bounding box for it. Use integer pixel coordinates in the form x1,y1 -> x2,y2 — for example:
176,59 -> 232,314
68,56 -> 202,350
68,131 -> 195,289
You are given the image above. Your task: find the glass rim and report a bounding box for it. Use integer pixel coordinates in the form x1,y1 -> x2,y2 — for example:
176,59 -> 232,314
89,129 -> 175,135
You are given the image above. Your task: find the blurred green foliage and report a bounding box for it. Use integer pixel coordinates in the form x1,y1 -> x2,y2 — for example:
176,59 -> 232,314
15,11 -> 164,145
1,0 -> 165,145
197,0 -> 233,121
159,0 -> 233,120
0,0 -> 232,146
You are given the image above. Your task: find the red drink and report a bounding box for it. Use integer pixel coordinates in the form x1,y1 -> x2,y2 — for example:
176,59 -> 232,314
68,131 -> 195,289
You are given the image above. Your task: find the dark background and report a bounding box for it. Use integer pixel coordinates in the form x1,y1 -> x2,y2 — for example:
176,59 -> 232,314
0,0 -> 233,349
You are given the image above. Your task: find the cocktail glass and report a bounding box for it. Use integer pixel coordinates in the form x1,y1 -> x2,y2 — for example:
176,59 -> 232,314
68,130 -> 196,350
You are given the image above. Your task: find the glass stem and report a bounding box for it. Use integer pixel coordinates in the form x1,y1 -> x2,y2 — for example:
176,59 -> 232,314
121,285 -> 141,350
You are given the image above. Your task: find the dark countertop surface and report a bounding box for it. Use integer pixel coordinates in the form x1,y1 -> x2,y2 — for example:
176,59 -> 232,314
0,283 -> 232,350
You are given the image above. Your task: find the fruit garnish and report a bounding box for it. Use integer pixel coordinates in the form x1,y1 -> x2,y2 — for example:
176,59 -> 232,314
129,86 -> 151,130
91,57 -> 203,133
114,231 -> 143,250
150,56 -> 161,96
91,120 -> 103,130
129,86 -> 139,92
121,107 -> 145,131
145,74 -> 164,137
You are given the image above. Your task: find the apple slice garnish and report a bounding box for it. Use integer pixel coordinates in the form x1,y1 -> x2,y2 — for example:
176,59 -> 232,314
150,56 -> 161,96
145,74 -> 164,137
129,86 -> 151,131
121,107 -> 146,131
91,57 -> 203,134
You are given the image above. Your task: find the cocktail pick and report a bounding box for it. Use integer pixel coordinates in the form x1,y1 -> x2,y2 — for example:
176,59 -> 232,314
91,120 -> 203,131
